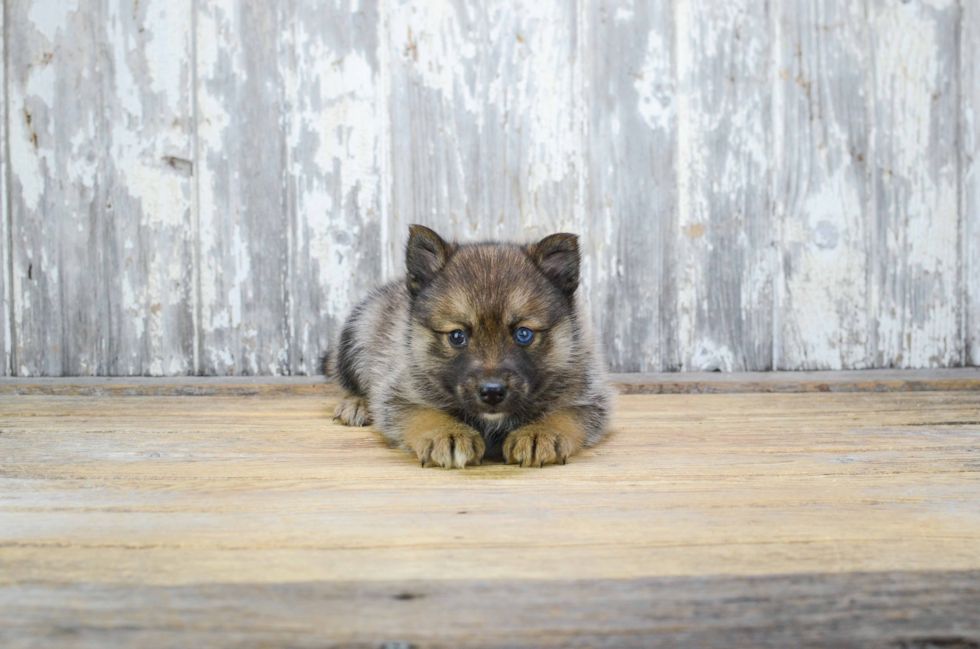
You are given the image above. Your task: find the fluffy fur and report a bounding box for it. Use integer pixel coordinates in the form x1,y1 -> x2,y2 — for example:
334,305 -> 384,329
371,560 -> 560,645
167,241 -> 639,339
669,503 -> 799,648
324,225 -> 613,468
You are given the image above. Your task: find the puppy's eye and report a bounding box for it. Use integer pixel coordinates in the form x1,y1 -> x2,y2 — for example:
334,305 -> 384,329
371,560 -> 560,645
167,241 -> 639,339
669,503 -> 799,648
515,327 -> 534,346
447,329 -> 468,348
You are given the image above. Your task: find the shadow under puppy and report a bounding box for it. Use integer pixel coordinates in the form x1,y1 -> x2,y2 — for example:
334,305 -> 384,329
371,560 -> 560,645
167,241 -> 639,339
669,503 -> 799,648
325,225 -> 613,468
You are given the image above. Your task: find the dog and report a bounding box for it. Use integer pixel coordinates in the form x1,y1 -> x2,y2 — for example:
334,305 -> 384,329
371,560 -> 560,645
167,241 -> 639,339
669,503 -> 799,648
323,225 -> 612,468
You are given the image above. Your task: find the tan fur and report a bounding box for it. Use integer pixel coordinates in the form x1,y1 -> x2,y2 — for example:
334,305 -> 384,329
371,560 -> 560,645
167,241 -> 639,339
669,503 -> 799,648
403,408 -> 486,469
502,410 -> 586,467
428,287 -> 473,331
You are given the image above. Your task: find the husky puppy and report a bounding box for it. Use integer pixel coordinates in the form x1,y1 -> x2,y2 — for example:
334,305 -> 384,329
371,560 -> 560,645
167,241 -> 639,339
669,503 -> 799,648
324,225 -> 612,468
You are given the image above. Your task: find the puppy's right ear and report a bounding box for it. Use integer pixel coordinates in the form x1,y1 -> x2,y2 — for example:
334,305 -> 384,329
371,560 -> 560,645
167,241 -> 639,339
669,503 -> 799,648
406,225 -> 452,297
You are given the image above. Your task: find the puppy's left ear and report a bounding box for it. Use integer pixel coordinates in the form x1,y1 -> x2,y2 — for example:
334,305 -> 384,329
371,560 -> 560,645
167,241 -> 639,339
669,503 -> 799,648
528,233 -> 579,297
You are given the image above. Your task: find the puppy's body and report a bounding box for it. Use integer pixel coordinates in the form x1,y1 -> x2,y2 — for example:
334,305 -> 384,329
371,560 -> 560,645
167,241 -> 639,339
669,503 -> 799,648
326,226 -> 612,467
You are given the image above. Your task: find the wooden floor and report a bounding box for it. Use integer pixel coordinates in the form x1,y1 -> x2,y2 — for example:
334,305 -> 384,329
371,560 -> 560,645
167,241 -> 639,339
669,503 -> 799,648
1,371 -> 979,648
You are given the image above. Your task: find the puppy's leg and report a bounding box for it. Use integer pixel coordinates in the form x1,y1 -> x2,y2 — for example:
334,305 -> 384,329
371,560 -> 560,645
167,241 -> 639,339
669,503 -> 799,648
503,409 -> 587,468
333,395 -> 372,426
402,408 -> 485,469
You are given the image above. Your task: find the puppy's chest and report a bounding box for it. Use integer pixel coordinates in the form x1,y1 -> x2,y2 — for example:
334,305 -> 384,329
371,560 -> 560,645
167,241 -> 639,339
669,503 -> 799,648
455,412 -> 522,454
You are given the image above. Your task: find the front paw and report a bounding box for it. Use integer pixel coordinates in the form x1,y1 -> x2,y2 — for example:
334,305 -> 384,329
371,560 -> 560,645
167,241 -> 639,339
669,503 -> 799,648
417,427 -> 485,469
504,427 -> 579,467
333,396 -> 372,426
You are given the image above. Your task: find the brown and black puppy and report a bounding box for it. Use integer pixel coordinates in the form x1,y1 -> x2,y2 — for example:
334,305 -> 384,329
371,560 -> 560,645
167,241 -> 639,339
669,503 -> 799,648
324,225 -> 612,468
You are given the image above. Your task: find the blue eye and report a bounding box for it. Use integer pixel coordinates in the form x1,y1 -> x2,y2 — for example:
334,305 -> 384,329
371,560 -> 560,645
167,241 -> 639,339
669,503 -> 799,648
448,329 -> 468,348
515,327 -> 534,345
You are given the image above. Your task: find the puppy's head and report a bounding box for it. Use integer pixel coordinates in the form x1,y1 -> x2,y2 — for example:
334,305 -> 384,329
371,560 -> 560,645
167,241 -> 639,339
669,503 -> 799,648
406,225 -> 581,421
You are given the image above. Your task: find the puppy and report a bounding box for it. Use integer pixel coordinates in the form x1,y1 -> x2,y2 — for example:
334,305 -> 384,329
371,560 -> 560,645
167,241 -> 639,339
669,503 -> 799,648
324,225 -> 613,468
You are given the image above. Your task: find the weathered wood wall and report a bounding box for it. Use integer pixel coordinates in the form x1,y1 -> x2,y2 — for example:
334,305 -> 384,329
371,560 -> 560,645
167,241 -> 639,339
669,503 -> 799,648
1,0 -> 976,376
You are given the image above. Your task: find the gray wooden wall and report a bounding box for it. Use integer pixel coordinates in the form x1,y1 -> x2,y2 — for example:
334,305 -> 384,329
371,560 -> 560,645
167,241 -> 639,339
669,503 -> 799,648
1,0 -> 977,376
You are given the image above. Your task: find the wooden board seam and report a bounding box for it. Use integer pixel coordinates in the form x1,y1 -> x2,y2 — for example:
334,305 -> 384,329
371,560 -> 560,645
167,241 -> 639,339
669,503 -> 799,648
0,369 -> 977,396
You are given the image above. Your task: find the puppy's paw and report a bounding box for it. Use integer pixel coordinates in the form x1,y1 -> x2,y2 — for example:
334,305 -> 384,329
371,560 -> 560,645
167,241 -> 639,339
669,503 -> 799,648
504,425 -> 581,468
333,396 -> 372,426
416,427 -> 485,469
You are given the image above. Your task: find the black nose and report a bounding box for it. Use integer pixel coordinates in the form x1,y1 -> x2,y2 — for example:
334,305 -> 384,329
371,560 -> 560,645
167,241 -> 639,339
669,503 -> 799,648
479,382 -> 507,405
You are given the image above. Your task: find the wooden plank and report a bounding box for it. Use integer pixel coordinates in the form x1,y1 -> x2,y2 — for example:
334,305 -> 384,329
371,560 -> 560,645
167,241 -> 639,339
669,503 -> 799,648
586,0 -> 673,372
196,0 -> 385,376
870,0 -> 961,367
772,0 -> 874,370
1,368 -> 979,396
6,0 -> 196,377
1,571 -> 978,649
105,0 -> 197,377
1,390 -> 979,646
385,0 -> 582,266
280,0 -> 384,375
610,367 -> 980,394
1,391 -> 978,583
7,0 -> 106,376
671,0 -> 773,372
1,0 -> 9,377
964,0 -> 980,367
195,0 -> 290,375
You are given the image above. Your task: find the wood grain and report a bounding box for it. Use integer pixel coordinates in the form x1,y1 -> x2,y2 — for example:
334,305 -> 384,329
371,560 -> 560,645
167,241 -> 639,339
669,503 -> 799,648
1,368 -> 979,396
7,0 -> 196,377
610,366 -> 980,393
3,391 -> 979,583
672,0 -> 773,372
195,0 -> 385,376
586,0 -> 673,373
871,0 -> 961,368
2,572 -> 978,649
281,0 -> 385,376
773,0 -> 874,370
1,0 -> 9,378
385,0 -> 582,256
7,1 -> 93,375
7,0 -> 104,377
1,388 -> 979,645
964,0 -> 980,368
195,0 -> 290,376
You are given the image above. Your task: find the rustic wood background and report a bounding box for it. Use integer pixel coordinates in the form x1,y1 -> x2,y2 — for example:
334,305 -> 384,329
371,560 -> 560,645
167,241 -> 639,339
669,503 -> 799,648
1,0 -> 977,376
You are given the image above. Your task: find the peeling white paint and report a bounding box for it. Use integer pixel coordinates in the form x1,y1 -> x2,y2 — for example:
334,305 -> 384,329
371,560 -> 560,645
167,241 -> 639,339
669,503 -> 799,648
635,27 -> 673,133
196,0 -> 240,351
28,0 -> 80,43
282,8 -> 383,374
4,0 -> 974,376
142,3 -> 190,98
614,6 -> 634,23
8,50 -> 56,213
512,1 -> 579,205
873,0 -> 961,367
675,0 -> 773,370
389,0 -> 479,115
689,341 -> 735,373
7,0 -> 198,375
9,109 -> 48,214
771,0 -> 874,370
1,4 -> 8,376
964,2 -> 980,366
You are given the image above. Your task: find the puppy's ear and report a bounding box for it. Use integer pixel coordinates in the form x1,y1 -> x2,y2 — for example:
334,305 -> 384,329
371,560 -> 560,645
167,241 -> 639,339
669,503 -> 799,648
406,225 -> 452,297
528,233 -> 579,297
